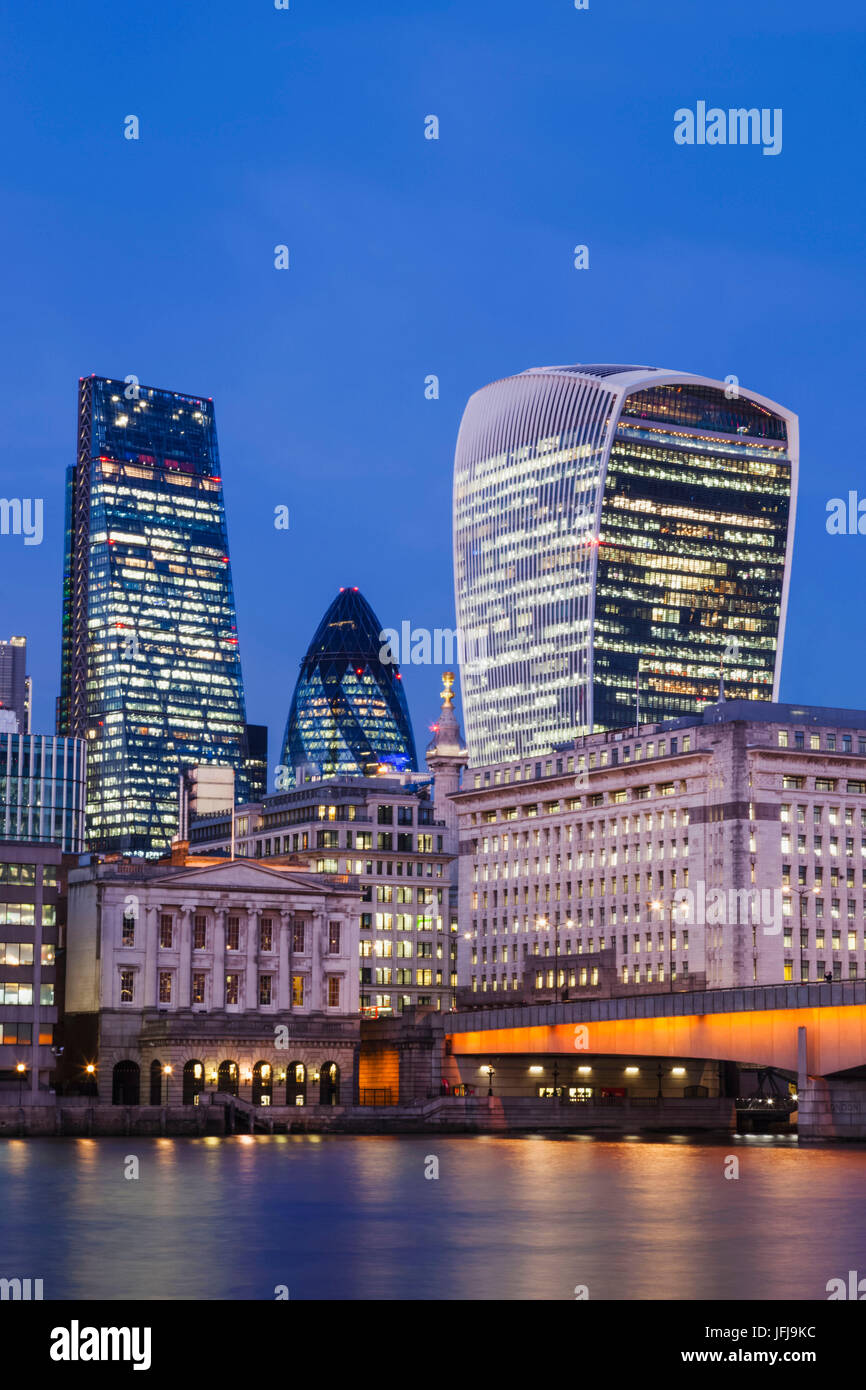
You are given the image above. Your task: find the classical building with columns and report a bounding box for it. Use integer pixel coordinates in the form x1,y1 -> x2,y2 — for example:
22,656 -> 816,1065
62,850 -> 360,1107
190,709 -> 463,1015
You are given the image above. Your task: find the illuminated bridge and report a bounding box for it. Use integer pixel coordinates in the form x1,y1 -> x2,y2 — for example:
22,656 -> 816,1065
360,982 -> 866,1138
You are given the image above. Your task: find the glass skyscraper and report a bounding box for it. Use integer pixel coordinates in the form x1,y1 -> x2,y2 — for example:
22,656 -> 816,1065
57,375 -> 250,855
453,365 -> 798,764
280,588 -> 417,785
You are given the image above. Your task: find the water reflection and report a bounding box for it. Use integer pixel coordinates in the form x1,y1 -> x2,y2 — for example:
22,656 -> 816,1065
0,1135 -> 863,1300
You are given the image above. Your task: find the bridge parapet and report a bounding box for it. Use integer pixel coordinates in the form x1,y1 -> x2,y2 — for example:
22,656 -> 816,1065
444,980 -> 866,1036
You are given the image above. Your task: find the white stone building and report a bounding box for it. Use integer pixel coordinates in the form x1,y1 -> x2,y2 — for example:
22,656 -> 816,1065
63,851 -> 360,1107
453,700 -> 866,995
189,769 -> 459,1016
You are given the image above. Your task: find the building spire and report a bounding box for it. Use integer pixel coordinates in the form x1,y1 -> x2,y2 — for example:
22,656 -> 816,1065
426,672 -> 468,842
427,672 -> 467,761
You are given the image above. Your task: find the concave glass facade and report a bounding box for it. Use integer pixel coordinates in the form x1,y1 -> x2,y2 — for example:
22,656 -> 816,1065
281,589 -> 417,785
0,734 -> 86,853
57,376 -> 250,855
453,365 -> 797,765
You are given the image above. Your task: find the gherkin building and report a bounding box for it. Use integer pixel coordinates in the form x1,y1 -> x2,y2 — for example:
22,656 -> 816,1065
280,588 -> 417,785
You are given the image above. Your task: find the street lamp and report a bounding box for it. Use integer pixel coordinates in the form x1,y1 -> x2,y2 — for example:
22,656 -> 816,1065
16,1062 -> 25,1105
648,899 -> 678,991
486,1064 -> 495,1097
535,915 -> 564,1002
783,883 -> 820,983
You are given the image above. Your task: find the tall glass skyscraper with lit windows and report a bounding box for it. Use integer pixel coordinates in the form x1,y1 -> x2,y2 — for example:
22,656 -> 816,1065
57,376 -> 250,855
280,588 -> 417,786
453,365 -> 798,764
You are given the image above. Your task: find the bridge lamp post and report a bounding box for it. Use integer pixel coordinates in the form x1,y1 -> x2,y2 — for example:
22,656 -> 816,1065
16,1062 -> 26,1105
782,884 -> 819,984
648,899 -> 676,991
535,915 -> 563,1002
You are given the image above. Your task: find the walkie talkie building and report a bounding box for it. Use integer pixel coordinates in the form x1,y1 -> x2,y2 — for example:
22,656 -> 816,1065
453,365 -> 798,765
57,376 -> 250,855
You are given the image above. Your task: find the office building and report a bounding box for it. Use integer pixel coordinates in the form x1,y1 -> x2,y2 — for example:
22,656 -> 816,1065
0,733 -> 86,854
453,365 -> 798,763
190,773 -> 458,1015
63,848 -> 360,1106
57,376 -> 251,856
244,723 -> 269,802
453,700 -> 866,995
0,841 -> 63,1100
280,587 -> 417,787
0,637 -> 29,732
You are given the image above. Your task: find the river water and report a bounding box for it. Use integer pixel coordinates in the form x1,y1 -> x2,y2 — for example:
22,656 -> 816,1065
1,1134 -> 864,1300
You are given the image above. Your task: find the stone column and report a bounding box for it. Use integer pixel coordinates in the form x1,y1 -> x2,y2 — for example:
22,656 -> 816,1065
278,910 -> 290,1011
246,902 -> 259,1010
143,904 -> 159,1009
289,916 -> 297,1013
212,908 -> 226,1013
164,1054 -> 182,1107
178,907 -> 193,1007
313,912 -> 326,1010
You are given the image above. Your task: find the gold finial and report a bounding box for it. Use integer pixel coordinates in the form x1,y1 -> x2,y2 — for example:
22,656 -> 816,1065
441,671 -> 455,707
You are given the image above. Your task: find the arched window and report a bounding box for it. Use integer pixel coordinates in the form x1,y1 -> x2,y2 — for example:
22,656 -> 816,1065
183,1060 -> 205,1105
112,1060 -> 140,1106
287,1062 -> 306,1106
252,1061 -> 273,1106
320,1061 -> 339,1106
149,1059 -> 163,1105
217,1060 -> 239,1096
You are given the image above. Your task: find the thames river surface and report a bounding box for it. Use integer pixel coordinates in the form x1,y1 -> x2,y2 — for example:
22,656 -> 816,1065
2,1134 -> 865,1300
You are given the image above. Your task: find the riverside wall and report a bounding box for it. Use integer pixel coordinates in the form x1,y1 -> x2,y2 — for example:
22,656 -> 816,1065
0,1094 -> 742,1137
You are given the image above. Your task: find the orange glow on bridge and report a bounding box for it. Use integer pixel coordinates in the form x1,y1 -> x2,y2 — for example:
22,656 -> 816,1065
448,1005 -> 866,1075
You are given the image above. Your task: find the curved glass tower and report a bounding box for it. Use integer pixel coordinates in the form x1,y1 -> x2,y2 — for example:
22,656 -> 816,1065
453,365 -> 798,764
281,588 -> 418,785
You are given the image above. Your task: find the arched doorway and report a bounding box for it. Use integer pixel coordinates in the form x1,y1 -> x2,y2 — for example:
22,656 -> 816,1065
149,1059 -> 163,1105
112,1060 -> 140,1106
217,1060 -> 239,1096
252,1061 -> 273,1106
183,1060 -> 205,1105
320,1061 -> 339,1106
287,1062 -> 306,1106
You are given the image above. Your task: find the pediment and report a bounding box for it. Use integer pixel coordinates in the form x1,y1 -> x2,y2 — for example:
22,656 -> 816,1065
159,859 -> 325,894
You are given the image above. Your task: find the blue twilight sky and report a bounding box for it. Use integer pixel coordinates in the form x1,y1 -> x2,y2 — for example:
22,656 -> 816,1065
0,0 -> 864,782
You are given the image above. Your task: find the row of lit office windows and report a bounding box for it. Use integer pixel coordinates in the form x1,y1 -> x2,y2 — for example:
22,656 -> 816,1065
0,984 -> 55,1005
0,943 -> 55,965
